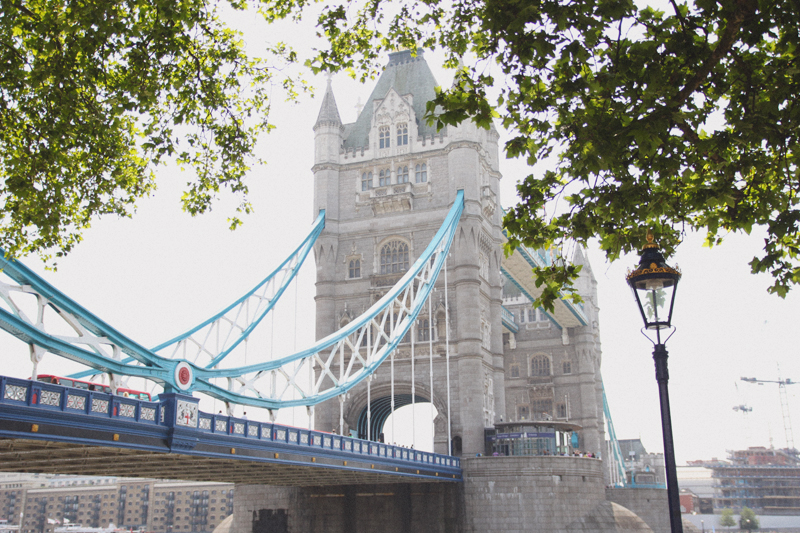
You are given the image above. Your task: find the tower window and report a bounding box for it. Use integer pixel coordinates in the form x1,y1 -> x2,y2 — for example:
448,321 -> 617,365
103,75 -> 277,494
415,163 -> 427,183
379,126 -> 390,149
396,124 -> 408,145
563,361 -> 572,374
532,399 -> 553,418
379,169 -> 391,187
417,318 -> 431,341
348,259 -> 361,279
361,172 -> 373,191
380,240 -> 409,274
397,166 -> 409,183
531,355 -> 550,377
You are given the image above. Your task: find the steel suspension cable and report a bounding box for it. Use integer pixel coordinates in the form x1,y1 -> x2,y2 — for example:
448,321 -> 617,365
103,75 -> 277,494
445,255 -> 452,456
428,290 -> 434,450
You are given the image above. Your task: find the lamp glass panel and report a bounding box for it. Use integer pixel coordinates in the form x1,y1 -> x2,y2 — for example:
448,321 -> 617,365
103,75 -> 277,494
633,283 -> 676,329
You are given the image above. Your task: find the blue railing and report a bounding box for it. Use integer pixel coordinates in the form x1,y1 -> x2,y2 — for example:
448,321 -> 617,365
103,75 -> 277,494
0,375 -> 461,475
501,306 -> 519,333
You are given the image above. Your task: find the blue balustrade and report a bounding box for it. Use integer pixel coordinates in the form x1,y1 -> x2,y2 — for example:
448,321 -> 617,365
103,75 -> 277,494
0,375 -> 461,478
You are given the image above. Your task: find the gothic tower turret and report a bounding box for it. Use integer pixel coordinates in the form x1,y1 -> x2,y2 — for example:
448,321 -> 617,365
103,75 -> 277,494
311,49 -> 505,455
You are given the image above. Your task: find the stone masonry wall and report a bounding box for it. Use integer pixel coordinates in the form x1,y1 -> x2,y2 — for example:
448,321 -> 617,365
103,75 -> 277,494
232,482 -> 462,533
461,456 -> 607,532
605,488 -> 670,533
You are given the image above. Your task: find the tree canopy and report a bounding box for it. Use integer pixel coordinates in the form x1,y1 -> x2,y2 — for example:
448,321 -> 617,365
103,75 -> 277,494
5,0 -> 800,305
739,507 -> 759,531
307,0 -> 800,306
0,0 -> 305,262
719,508 -> 736,528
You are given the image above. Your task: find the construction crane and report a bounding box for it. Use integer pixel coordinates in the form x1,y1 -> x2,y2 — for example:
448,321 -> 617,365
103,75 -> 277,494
741,373 -> 796,451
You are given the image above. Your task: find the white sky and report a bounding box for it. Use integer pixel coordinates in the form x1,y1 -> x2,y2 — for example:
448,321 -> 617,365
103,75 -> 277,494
2,8 -> 799,463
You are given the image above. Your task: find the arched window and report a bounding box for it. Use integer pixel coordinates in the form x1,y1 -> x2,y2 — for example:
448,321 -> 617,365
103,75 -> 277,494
415,163 -> 427,183
533,399 -> 553,418
531,355 -> 551,377
380,240 -> 409,274
379,126 -> 390,149
396,123 -> 408,145
479,252 -> 489,280
417,318 -> 430,341
361,172 -> 373,191
348,259 -> 361,279
397,166 -> 409,183
436,308 -> 446,340
379,169 -> 391,187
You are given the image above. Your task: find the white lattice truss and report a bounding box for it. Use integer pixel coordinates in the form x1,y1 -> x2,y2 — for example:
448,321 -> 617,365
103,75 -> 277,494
0,193 -> 464,410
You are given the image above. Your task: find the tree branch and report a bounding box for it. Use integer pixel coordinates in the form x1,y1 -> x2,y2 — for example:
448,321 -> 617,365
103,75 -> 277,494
669,0 -> 755,109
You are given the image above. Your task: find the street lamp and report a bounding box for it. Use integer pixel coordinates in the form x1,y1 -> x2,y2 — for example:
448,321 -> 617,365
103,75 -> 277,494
626,231 -> 683,533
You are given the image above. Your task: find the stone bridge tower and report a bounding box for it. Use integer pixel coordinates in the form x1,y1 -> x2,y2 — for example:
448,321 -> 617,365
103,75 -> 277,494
234,49 -> 661,533
312,49 -> 606,458
312,49 -> 506,456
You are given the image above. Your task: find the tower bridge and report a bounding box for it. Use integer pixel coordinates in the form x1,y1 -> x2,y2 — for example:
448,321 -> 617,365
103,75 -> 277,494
0,48 -> 673,532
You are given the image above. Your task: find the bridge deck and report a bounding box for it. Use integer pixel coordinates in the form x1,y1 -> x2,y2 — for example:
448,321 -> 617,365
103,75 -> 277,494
0,376 -> 461,486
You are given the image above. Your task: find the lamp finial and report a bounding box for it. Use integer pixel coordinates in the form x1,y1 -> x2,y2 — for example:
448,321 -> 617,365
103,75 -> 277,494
644,230 -> 658,250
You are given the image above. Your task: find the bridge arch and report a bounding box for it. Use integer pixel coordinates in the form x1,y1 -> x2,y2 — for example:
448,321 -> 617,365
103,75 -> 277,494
355,393 -> 428,441
343,382 -> 449,446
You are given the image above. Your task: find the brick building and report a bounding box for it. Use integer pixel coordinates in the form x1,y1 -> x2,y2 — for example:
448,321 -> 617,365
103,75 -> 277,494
0,475 -> 233,533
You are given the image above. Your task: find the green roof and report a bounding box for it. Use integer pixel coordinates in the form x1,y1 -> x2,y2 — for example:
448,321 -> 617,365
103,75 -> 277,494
343,49 -> 444,150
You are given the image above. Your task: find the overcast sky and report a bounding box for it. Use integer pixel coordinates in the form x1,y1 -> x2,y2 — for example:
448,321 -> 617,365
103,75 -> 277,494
2,8 -> 799,463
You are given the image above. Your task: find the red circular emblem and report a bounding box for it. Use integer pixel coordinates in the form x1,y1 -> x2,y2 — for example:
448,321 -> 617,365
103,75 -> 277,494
178,367 -> 191,385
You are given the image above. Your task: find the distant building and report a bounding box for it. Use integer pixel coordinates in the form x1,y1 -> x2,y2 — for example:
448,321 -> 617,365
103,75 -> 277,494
0,475 -> 233,533
618,439 -> 666,487
679,490 -> 699,514
707,446 -> 800,515
677,466 -> 715,514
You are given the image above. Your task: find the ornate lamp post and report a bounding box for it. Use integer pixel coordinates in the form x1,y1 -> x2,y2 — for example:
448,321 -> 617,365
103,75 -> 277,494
626,231 -> 683,533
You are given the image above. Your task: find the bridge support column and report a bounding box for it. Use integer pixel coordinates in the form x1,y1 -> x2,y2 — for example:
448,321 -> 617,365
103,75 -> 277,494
233,482 -> 463,533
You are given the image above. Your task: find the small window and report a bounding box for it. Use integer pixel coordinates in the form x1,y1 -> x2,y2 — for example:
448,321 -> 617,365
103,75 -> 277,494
380,240 -> 409,274
417,318 -> 431,341
415,163 -> 427,183
531,355 -> 550,377
348,259 -> 361,279
397,166 -> 409,183
379,126 -> 390,149
528,308 -> 535,321
532,399 -> 553,418
519,310 -> 525,323
361,172 -> 373,191
563,361 -> 572,374
557,403 -> 567,419
518,406 -> 529,420
510,364 -> 520,378
379,169 -> 391,187
396,124 -> 408,145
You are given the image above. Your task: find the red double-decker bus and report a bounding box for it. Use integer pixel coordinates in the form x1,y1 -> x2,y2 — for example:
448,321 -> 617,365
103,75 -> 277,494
36,374 -> 152,401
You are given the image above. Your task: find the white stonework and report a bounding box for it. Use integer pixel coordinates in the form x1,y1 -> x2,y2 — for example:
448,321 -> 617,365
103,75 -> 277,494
312,49 -> 605,459
226,49 -> 666,533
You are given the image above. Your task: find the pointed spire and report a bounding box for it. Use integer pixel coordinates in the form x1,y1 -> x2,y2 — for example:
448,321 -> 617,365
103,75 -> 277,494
315,75 -> 342,129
